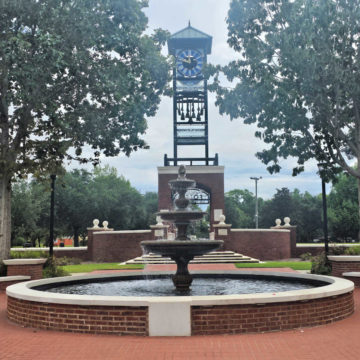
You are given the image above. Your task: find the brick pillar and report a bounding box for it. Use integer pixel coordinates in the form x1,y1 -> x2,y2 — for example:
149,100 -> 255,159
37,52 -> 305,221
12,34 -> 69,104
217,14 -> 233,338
271,217 -> 297,258
87,219 -> 113,261
212,215 -> 231,251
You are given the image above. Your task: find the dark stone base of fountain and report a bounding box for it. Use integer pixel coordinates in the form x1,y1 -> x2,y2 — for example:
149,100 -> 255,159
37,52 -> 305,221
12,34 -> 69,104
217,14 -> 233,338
172,274 -> 193,292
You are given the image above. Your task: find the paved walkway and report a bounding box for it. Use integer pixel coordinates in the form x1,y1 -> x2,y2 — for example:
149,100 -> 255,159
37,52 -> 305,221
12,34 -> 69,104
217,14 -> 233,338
1,267 -> 359,360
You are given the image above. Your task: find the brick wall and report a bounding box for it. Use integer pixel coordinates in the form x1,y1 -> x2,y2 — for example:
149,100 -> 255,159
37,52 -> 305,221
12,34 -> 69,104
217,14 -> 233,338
330,261 -> 360,277
7,264 -> 43,280
7,296 -> 148,336
0,279 -> 28,291
225,230 -> 291,260
92,231 -> 153,262
191,291 -> 354,335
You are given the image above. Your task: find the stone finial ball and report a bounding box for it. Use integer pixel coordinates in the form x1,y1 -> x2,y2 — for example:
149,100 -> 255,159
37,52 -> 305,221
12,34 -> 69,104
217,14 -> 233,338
102,221 -> 109,229
284,217 -> 291,226
219,214 -> 226,224
93,219 -> 100,228
275,218 -> 281,227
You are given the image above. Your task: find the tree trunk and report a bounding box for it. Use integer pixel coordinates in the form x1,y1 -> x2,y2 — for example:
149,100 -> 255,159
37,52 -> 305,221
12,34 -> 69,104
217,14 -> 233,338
0,175 -> 11,262
358,177 -> 360,242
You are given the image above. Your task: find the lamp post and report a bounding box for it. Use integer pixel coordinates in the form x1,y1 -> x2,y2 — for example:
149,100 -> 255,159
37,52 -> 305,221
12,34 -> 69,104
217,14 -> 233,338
49,174 -> 56,258
317,164 -> 329,255
250,176 -> 262,229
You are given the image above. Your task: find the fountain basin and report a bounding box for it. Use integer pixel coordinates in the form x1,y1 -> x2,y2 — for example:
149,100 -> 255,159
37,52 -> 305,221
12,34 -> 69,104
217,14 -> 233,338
6,271 -> 354,336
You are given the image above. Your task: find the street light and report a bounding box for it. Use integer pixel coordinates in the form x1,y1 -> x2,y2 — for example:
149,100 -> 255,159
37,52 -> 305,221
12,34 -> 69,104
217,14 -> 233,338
317,164 -> 329,255
250,176 -> 262,229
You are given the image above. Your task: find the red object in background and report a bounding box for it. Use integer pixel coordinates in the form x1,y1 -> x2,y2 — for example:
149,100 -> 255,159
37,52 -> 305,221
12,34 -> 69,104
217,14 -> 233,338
53,238 -> 73,247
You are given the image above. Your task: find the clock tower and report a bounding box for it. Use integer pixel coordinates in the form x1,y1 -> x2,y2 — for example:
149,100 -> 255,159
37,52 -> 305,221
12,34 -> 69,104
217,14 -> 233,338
158,23 -> 225,228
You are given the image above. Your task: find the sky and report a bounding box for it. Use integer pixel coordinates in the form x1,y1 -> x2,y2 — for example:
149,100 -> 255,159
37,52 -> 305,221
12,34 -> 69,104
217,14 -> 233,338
72,0 -> 324,200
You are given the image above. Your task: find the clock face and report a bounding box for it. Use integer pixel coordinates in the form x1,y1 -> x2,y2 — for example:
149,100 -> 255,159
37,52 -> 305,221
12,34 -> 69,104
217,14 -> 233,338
176,49 -> 203,77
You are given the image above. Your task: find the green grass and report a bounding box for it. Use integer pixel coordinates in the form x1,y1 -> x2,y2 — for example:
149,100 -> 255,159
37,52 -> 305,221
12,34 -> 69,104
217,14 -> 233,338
60,263 -> 144,273
235,261 -> 311,270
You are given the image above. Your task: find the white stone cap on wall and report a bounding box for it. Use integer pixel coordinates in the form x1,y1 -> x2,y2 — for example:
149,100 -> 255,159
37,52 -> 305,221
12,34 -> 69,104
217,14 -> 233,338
3,258 -> 47,265
11,247 -> 87,252
93,230 -> 152,235
158,165 -> 224,174
231,229 -> 290,233
0,275 -> 31,282
328,255 -> 360,262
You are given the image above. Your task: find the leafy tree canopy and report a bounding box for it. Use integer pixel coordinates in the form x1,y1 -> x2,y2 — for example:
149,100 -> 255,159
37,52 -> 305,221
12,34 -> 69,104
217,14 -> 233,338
209,0 -> 360,181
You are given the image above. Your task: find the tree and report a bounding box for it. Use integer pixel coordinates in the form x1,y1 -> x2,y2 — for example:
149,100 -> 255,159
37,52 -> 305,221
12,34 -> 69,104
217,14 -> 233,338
224,189 -> 258,228
210,0 -> 360,237
0,0 -> 170,260
328,173 -> 359,240
55,169 -> 95,246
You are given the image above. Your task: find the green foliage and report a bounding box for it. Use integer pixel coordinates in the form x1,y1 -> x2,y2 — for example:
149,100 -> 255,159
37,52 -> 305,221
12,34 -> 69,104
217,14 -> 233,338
328,173 -> 359,240
11,166 -> 159,245
42,257 -> 70,278
225,189 -> 258,228
299,252 -> 312,261
311,254 -> 332,275
10,250 -> 47,259
211,0 -> 360,190
344,246 -> 360,255
54,257 -> 82,266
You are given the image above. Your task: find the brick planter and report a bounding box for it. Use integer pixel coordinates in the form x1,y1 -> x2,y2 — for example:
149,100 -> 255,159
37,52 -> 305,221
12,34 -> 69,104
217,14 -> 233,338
0,276 -> 31,291
3,259 -> 47,280
328,256 -> 360,278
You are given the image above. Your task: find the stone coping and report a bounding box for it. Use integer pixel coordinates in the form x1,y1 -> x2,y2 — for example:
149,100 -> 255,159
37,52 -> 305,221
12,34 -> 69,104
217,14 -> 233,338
0,275 -> 31,282
343,272 -> 360,277
328,256 -> 360,262
10,247 -> 87,251
231,228 -> 290,233
298,243 -> 358,247
3,258 -> 47,265
93,230 -> 152,235
6,271 -> 353,307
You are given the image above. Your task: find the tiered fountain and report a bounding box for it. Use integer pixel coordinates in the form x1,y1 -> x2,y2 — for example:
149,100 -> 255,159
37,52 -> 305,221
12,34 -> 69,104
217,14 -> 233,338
141,165 -> 223,291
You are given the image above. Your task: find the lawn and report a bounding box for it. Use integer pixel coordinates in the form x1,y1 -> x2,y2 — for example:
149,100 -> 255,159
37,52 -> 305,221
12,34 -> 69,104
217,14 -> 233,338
60,263 -> 144,273
235,261 -> 311,271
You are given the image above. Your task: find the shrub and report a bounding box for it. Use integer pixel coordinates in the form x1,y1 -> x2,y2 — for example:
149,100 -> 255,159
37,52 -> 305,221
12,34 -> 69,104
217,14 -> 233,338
311,253 -> 332,275
329,246 -> 347,255
42,257 -> 70,278
55,256 -> 82,266
299,252 -> 312,261
10,250 -> 48,259
344,245 -> 360,255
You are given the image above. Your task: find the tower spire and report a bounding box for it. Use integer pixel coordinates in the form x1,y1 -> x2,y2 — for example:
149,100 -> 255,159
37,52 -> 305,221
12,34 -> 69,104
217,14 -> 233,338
188,20 -> 191,27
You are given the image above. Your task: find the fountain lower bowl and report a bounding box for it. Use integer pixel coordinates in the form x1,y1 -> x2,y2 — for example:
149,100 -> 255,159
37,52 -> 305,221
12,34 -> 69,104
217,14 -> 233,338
6,271 -> 354,336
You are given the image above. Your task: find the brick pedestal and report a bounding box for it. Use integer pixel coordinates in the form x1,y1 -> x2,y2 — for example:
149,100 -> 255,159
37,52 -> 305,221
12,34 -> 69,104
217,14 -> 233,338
3,259 -> 47,280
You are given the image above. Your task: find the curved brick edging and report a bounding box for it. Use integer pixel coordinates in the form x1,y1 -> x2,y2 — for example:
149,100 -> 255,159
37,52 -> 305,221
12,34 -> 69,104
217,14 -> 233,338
6,271 -> 355,336
191,291 -> 354,335
7,297 -> 148,335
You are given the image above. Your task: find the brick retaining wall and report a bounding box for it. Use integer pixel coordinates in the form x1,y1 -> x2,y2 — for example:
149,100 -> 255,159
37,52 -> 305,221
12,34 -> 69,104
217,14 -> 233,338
329,259 -> 360,277
7,296 -> 148,336
191,291 -> 354,335
7,264 -> 43,280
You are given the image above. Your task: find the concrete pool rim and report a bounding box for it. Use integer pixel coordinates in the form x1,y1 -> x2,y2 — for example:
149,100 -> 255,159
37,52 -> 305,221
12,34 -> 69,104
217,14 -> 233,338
6,271 -> 355,336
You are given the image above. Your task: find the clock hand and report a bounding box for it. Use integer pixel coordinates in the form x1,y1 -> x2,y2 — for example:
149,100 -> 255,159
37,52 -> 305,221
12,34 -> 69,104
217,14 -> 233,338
182,57 -> 191,64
